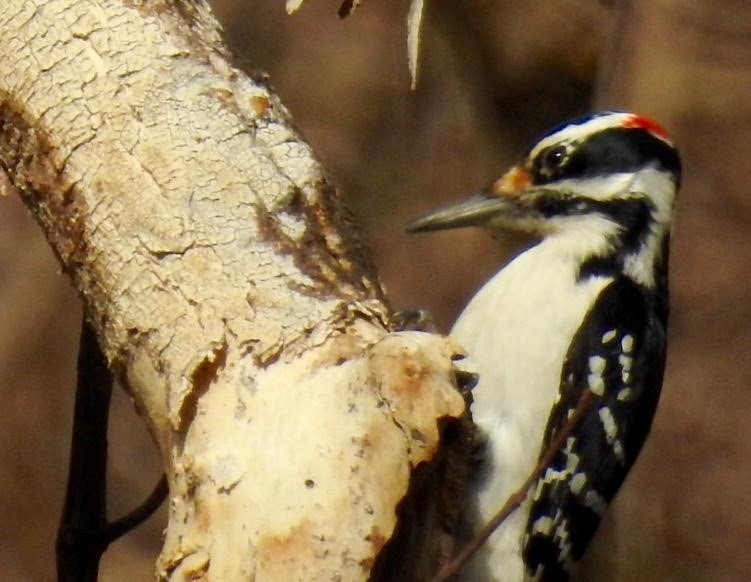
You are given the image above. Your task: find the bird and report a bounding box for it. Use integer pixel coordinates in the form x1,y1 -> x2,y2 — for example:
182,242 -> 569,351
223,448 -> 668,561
405,112 -> 680,581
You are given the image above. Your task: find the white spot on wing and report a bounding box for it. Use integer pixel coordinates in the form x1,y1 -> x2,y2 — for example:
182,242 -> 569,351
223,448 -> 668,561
613,439 -> 625,463
563,437 -> 580,472
532,516 -> 554,536
621,335 -> 634,353
601,329 -> 617,344
599,408 -> 626,462
542,467 -> 568,484
588,355 -> 606,394
617,387 -> 633,401
599,407 -> 618,443
588,374 -> 605,395
589,355 -> 606,374
584,490 -> 608,516
619,353 -> 633,384
555,520 -> 573,564
570,472 -> 587,495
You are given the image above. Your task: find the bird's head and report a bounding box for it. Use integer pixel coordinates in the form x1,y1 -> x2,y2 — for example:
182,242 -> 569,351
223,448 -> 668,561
405,112 -> 681,245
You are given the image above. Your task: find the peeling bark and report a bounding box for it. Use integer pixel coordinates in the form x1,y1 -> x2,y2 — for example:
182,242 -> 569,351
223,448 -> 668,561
0,1 -> 465,579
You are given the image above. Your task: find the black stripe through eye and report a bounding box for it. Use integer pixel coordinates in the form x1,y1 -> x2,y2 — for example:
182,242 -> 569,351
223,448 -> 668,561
559,129 -> 680,183
533,145 -> 569,182
531,128 -> 680,187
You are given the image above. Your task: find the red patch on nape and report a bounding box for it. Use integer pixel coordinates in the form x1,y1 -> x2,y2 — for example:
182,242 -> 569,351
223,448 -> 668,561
622,115 -> 671,141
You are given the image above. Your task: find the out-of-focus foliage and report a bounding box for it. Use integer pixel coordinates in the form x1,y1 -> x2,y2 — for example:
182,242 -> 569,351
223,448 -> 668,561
1,1 -> 750,580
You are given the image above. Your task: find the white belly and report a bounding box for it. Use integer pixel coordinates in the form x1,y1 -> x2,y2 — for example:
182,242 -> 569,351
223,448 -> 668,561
451,240 -> 610,581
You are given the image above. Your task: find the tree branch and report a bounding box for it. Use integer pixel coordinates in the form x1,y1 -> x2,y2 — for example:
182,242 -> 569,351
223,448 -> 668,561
0,1 -> 466,578
56,318 -> 113,582
57,318 -> 168,581
103,476 -> 168,547
431,388 -> 600,582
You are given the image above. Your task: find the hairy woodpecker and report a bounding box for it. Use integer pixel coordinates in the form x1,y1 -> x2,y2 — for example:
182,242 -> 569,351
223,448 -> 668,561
406,112 -> 680,580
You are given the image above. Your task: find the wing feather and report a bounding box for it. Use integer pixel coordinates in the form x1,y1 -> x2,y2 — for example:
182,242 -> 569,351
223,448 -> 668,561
522,276 -> 667,580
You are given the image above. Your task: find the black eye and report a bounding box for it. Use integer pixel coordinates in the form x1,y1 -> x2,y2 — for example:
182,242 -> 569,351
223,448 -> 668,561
536,145 -> 569,179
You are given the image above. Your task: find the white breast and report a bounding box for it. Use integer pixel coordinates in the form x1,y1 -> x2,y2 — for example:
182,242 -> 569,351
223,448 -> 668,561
451,234 -> 611,581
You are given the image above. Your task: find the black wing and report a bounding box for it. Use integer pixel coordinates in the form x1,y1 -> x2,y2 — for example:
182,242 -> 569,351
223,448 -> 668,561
522,275 -> 668,580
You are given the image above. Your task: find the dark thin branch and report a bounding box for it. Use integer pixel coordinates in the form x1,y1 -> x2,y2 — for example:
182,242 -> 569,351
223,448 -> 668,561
103,476 -> 168,546
57,317 -> 169,581
56,317 -> 114,582
430,388 -> 600,582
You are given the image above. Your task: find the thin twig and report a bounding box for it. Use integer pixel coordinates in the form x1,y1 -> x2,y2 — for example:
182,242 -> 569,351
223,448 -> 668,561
103,476 -> 168,546
431,388 -> 600,582
57,317 -> 169,581
56,317 -> 114,582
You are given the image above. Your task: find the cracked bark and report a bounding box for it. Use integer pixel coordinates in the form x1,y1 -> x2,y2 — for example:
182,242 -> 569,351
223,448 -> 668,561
0,1 -> 466,579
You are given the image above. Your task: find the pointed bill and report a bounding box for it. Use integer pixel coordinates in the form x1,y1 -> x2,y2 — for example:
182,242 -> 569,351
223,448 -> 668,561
404,195 -> 517,233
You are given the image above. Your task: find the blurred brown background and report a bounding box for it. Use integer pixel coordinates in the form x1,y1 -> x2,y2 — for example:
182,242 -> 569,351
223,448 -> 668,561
2,0 -> 750,580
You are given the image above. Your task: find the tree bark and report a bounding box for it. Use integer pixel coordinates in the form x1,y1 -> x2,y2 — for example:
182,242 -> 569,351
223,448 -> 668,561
0,1 -> 465,579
